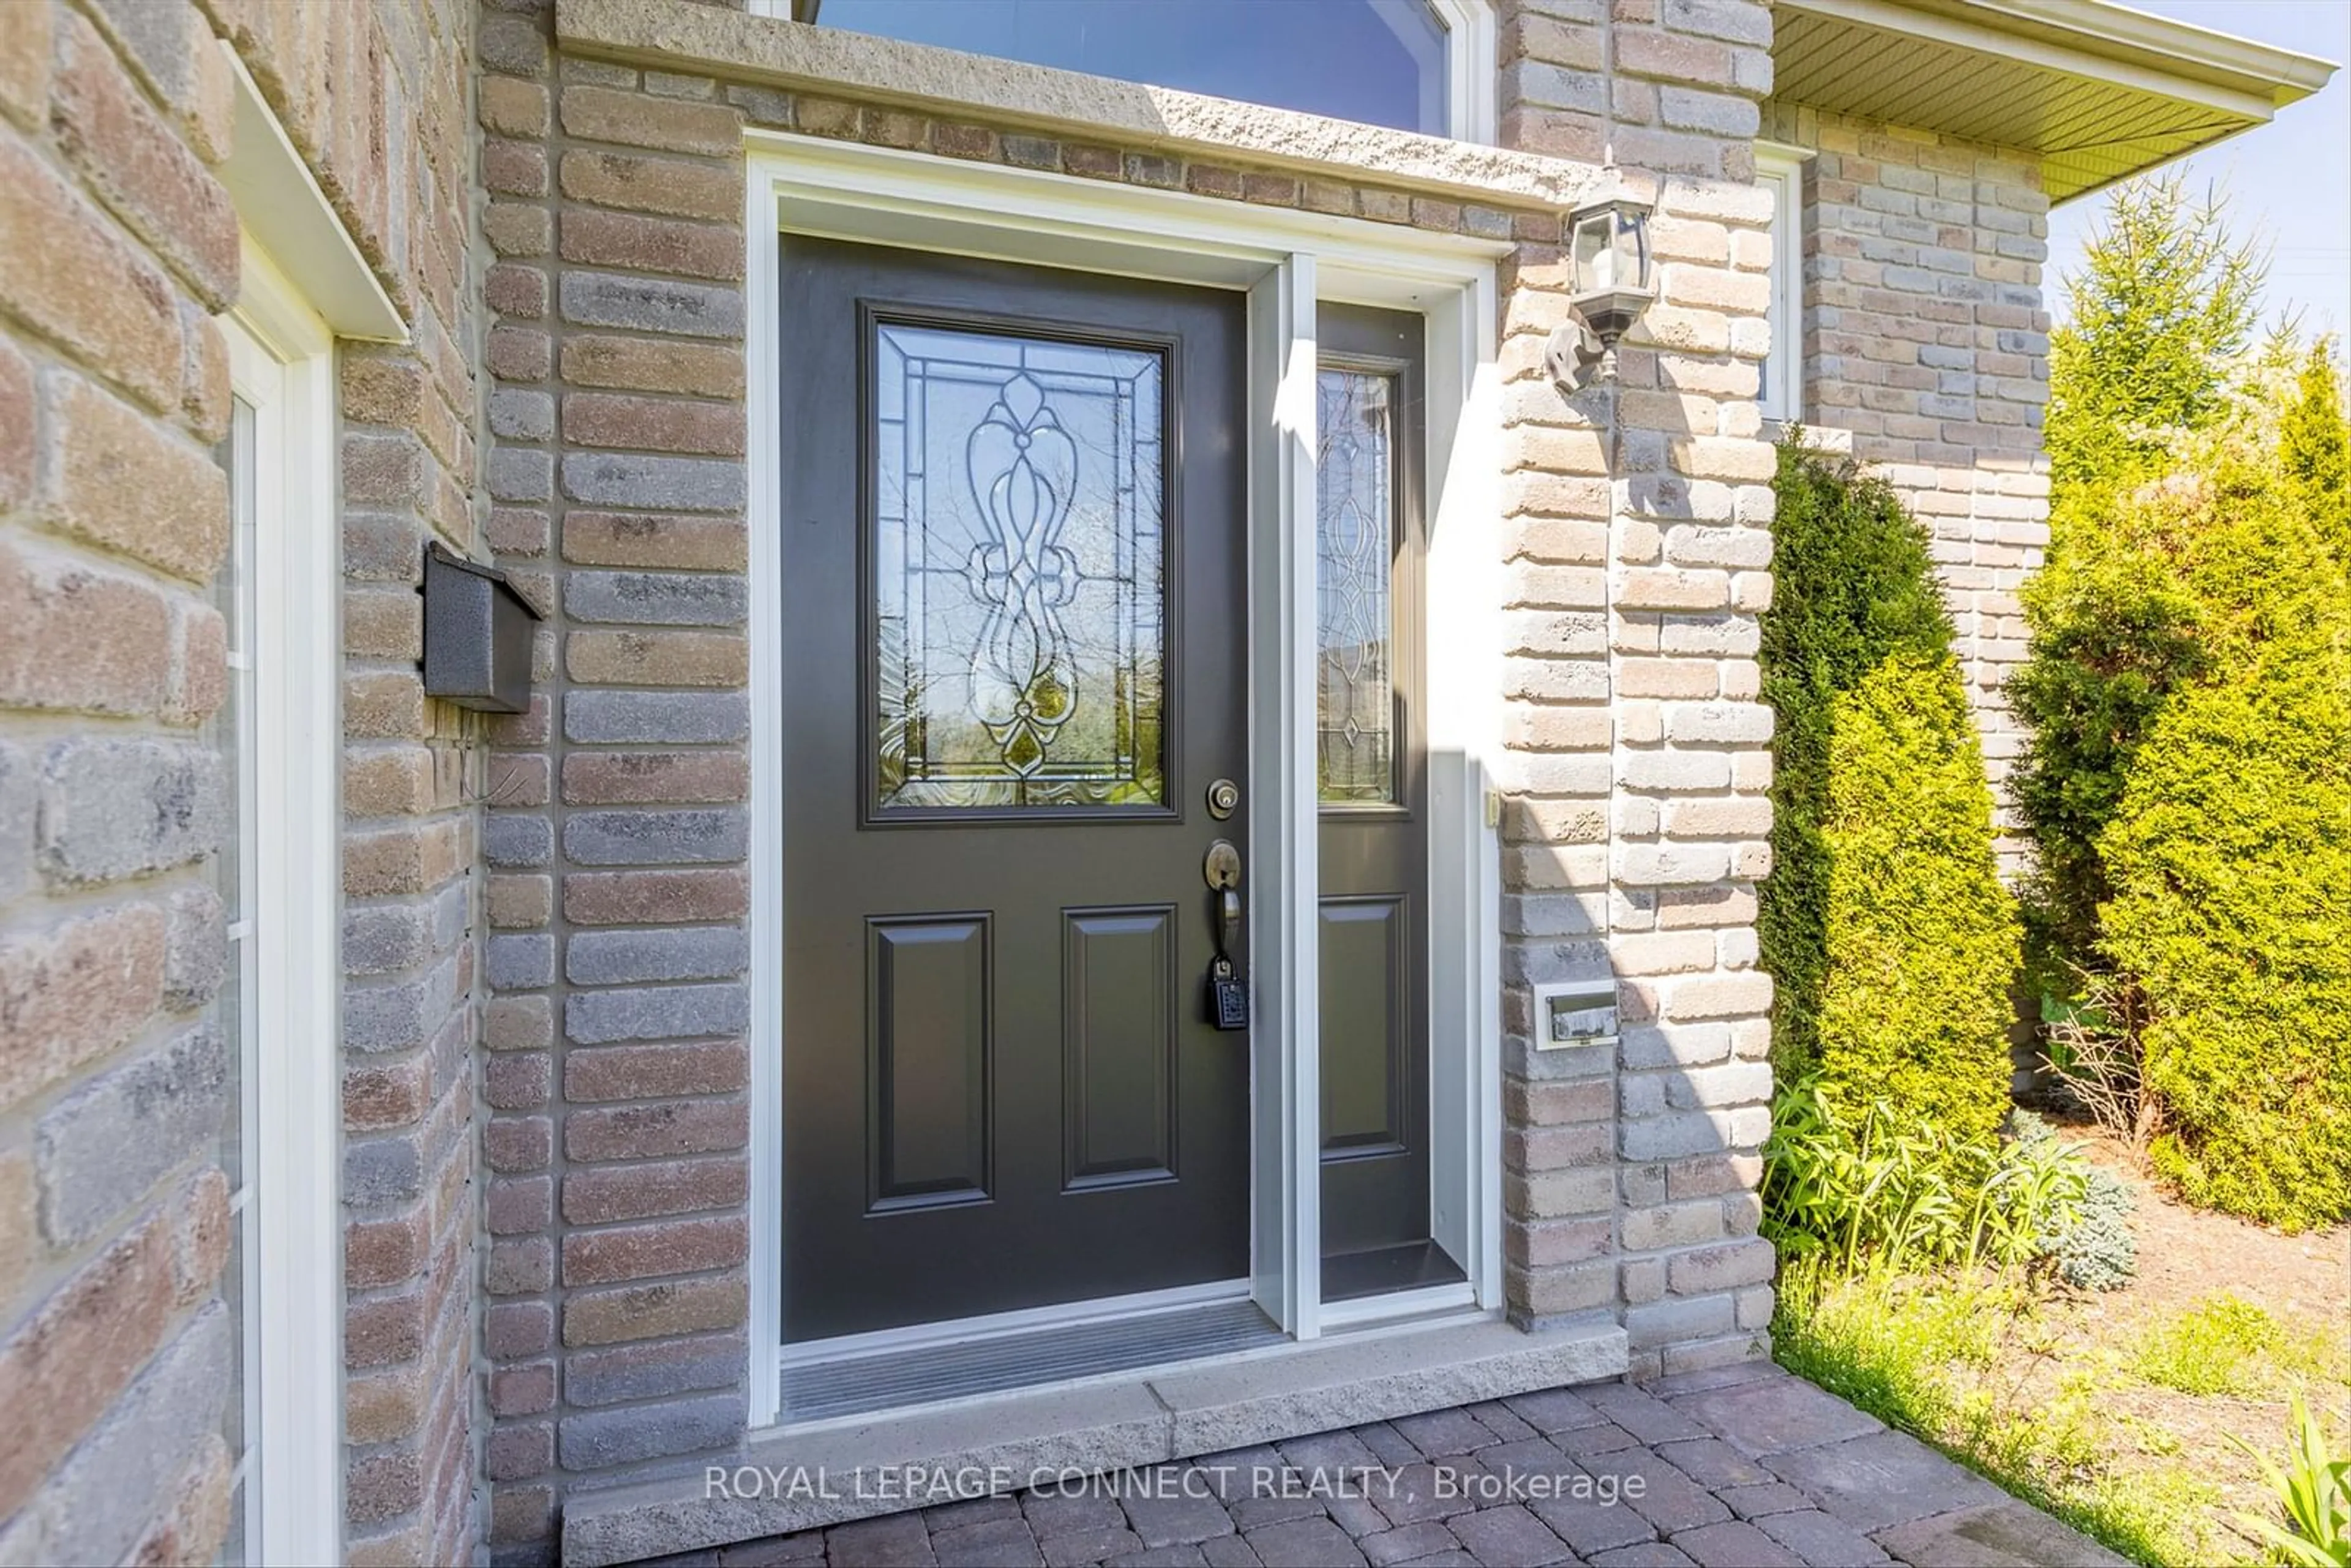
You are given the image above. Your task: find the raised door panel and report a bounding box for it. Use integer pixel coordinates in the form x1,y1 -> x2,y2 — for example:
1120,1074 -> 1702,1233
866,915 -> 991,1211
1319,896 -> 1409,1157
1063,906 -> 1179,1188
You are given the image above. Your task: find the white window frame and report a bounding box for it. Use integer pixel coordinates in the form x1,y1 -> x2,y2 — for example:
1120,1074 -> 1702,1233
743,0 -> 1499,143
743,134 -> 1509,1426
1756,143 -> 1808,425
219,238 -> 345,1566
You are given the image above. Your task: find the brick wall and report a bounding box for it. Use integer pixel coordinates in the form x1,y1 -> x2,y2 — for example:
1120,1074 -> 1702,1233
1495,0 -> 1782,1379
1763,100 -> 2054,865
473,9 -> 757,1558
0,0 -> 482,1561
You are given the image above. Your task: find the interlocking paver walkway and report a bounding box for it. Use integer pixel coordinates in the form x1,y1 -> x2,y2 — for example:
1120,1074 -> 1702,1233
644,1364 -> 2126,1568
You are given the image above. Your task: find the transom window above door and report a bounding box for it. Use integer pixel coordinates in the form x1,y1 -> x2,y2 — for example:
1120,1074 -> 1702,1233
783,0 -> 1459,137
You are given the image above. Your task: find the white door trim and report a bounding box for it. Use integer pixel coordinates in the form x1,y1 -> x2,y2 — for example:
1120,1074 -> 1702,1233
744,133 -> 1507,1427
220,236 -> 346,1564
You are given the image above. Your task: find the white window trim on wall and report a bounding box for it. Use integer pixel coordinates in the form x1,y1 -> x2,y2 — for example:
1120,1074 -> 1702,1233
743,134 -> 1509,1428
1756,143 -> 1808,426
219,238 -> 346,1565
742,0 -> 1499,144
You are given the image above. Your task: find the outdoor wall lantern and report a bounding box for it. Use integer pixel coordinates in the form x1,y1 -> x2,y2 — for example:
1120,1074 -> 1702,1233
1547,194 -> 1655,396
422,542 -> 544,713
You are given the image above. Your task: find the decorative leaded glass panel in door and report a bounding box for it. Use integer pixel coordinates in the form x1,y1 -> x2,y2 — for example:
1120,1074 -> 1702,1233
1316,367 -> 1398,805
874,321 -> 1168,811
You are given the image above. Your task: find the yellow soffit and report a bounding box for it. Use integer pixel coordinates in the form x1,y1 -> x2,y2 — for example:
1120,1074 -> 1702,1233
1769,0 -> 2338,203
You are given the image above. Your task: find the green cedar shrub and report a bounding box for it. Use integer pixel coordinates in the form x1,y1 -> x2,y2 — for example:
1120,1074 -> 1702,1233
1812,653 -> 2021,1146
2094,450 -> 2351,1231
1759,440 -> 1955,1078
2279,339 -> 2350,566
2008,492 -> 2208,986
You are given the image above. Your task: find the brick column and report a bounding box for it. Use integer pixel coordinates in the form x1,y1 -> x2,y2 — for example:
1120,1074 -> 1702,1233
1767,103 -> 2053,869
1497,0 -> 1780,1378
475,7 -> 756,1558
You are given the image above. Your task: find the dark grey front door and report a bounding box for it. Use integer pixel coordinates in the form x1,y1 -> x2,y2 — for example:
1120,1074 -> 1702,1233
779,238 -> 1250,1343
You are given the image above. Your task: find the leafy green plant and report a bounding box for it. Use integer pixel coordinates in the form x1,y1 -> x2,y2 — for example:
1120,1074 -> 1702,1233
1763,1078 -> 2085,1274
2007,1111 -> 2137,1291
2132,1296 -> 2279,1395
2233,1395 -> 2351,1567
1760,442 -> 2019,1144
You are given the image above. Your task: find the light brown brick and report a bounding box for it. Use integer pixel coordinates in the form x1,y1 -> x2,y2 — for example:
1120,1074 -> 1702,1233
564,1041 -> 748,1104
45,372 -> 228,583
560,1214 -> 746,1286
0,540 -> 174,715
52,11 -> 239,308
343,746 -> 437,819
566,629 -> 746,687
561,392 -> 744,457
488,874 -> 553,929
563,1158 -> 747,1226
563,1274 -> 748,1347
0,0 -> 51,129
479,75 -> 550,138
0,140 -> 182,411
563,868 -> 749,925
0,901 -> 167,1115
558,337 -> 744,400
559,149 -> 741,222
566,1101 -> 748,1163
345,671 -> 429,739
0,1150 -> 34,1313
562,751 -> 748,805
559,207 -> 743,282
559,84 -> 742,157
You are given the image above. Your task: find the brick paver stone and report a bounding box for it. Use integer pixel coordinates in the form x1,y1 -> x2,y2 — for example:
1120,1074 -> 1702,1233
1763,1431 -> 2009,1535
1673,1376 -> 1887,1458
702,1368 -> 2128,1568
1671,1519 -> 1807,1567
1445,1504 -> 1575,1566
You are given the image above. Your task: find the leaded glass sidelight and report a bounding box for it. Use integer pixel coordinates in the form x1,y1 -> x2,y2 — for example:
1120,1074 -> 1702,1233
874,322 -> 1168,811
1316,367 -> 1399,805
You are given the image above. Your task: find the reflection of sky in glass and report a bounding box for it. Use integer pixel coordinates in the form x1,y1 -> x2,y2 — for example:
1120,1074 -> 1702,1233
876,323 -> 1168,809
812,0 -> 1449,135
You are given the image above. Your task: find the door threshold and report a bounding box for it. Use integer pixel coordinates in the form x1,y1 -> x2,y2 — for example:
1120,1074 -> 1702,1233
779,1296 -> 1283,1425
563,1312 -> 1629,1567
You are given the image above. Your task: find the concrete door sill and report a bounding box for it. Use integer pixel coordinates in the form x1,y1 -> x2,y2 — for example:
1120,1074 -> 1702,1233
560,1311 -> 1627,1566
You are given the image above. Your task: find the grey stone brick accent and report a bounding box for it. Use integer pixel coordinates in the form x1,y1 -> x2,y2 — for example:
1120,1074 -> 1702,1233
486,812 -> 557,867
565,926 -> 748,986
345,1131 -> 427,1207
564,982 -> 749,1045
564,1333 -> 746,1408
561,808 -> 747,867
490,446 -> 556,503
564,571 -> 748,626
161,886 -> 226,1010
34,1025 -> 227,1247
491,388 -> 557,441
558,1392 -> 744,1469
344,953 -> 465,1054
36,739 -> 225,887
558,271 -> 745,340
564,690 -> 748,744
489,933 -> 559,991
0,740 -> 32,901
560,452 -> 747,512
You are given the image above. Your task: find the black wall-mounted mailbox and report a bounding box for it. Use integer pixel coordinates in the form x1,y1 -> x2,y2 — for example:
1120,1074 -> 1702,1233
422,543 -> 543,714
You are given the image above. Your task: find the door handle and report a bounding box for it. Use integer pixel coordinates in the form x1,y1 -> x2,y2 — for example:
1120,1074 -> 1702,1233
1204,838 -> 1242,958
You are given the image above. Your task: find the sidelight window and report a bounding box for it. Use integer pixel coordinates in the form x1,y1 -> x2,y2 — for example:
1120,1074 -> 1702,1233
1314,367 -> 1400,806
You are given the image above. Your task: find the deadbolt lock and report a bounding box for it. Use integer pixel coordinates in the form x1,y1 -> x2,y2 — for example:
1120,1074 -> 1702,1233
1206,778 -> 1240,820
